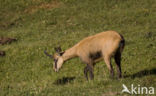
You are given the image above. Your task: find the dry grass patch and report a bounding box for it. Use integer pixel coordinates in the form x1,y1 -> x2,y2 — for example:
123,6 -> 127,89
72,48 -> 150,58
24,0 -> 63,14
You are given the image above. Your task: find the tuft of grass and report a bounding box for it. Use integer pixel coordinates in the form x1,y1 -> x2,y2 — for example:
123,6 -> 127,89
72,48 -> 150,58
0,0 -> 156,95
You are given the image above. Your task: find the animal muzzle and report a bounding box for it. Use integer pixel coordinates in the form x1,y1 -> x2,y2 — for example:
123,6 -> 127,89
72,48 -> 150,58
54,68 -> 59,72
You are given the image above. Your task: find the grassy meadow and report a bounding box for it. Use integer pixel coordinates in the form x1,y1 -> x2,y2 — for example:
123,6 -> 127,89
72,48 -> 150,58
0,0 -> 156,95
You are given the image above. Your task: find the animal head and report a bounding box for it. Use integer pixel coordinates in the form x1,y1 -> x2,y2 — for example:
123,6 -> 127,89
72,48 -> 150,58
44,46 -> 65,72
53,47 -> 65,72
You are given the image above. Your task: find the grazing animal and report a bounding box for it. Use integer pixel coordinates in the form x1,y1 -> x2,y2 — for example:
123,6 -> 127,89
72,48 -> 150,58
44,31 -> 125,80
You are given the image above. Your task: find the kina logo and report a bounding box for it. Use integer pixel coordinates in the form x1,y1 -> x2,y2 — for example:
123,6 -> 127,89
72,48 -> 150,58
122,84 -> 155,95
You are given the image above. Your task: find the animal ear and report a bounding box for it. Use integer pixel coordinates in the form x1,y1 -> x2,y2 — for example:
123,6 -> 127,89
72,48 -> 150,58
54,46 -> 64,56
54,46 -> 62,53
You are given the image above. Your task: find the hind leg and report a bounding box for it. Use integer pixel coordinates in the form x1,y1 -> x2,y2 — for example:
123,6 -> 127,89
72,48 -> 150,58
114,52 -> 122,78
104,55 -> 114,78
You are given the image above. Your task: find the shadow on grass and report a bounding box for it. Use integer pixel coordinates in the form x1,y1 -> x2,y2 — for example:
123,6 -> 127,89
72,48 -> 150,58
53,76 -> 75,85
124,68 -> 156,79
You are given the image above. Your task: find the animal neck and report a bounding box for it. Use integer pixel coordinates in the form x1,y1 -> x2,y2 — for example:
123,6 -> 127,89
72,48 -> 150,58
62,46 -> 77,61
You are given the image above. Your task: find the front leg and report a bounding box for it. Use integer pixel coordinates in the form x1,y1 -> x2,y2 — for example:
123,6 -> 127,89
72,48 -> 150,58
87,64 -> 94,80
81,57 -> 94,80
84,66 -> 89,80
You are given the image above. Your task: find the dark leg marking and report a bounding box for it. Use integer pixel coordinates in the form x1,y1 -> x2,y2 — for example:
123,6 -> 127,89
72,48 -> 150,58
84,64 -> 94,80
110,64 -> 114,79
115,52 -> 122,78
88,51 -> 102,80
84,66 -> 89,80
87,64 -> 94,80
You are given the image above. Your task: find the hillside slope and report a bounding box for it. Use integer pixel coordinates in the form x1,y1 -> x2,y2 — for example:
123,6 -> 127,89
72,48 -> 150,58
0,0 -> 156,95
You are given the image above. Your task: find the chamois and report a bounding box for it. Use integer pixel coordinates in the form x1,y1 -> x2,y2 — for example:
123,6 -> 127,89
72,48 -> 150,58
44,31 -> 125,80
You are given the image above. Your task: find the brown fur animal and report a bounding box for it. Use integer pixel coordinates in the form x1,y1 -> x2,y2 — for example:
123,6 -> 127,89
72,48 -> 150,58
44,31 -> 125,80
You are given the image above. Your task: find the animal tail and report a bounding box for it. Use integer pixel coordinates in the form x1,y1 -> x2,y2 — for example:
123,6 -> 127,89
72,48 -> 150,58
44,50 -> 53,58
119,35 -> 125,53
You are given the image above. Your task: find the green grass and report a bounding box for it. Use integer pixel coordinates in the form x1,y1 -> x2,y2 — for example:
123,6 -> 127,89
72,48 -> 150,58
0,0 -> 156,95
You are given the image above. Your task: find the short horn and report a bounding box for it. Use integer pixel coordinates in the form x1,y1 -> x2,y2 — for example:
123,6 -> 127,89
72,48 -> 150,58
44,50 -> 53,58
